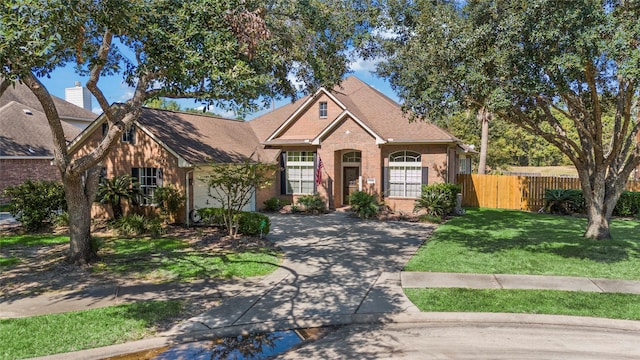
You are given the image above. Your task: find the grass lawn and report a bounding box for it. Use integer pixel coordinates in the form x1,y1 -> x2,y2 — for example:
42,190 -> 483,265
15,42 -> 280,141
0,233 -> 281,282
405,208 -> 640,280
0,234 -> 69,247
93,237 -> 281,281
405,288 -> 640,321
0,301 -> 181,360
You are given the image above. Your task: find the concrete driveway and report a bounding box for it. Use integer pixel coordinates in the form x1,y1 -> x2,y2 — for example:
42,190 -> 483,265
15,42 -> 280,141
171,211 -> 434,335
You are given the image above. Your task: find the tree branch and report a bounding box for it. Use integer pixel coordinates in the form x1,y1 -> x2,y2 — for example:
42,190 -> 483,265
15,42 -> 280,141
22,73 -> 69,172
584,62 -> 604,161
86,29 -> 115,123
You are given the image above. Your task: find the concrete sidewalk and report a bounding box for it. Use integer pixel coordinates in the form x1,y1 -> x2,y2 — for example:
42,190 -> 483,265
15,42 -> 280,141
402,272 -> 640,294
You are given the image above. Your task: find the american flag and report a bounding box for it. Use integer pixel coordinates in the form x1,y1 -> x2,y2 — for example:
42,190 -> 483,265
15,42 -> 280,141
315,156 -> 324,186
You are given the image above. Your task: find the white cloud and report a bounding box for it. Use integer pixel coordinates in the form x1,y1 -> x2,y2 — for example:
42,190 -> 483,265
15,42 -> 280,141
349,57 -> 382,73
92,106 -> 103,115
117,88 -> 135,102
287,72 -> 305,92
215,108 -> 236,118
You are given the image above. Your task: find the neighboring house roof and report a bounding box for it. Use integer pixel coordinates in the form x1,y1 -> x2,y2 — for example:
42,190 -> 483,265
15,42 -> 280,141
0,81 -> 97,122
0,101 -> 82,157
251,75 -> 461,146
136,108 -> 267,165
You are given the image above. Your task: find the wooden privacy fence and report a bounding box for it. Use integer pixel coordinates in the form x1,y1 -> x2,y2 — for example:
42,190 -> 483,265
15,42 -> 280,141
457,174 -> 640,211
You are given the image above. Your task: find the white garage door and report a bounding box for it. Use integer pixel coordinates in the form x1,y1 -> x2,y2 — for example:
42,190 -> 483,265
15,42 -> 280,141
193,168 -> 255,212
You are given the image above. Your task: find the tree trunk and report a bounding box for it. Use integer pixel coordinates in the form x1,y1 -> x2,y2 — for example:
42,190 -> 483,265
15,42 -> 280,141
578,168 -> 615,240
65,173 -> 99,264
584,207 -> 611,240
477,107 -> 491,174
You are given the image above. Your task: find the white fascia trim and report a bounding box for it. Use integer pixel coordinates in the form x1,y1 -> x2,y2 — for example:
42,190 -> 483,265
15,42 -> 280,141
265,88 -> 347,142
311,110 -> 386,145
67,113 -> 107,152
136,125 -> 192,168
385,139 -> 458,145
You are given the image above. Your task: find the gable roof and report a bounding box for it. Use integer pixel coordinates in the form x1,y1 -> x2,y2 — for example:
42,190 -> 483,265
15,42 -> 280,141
0,81 -> 97,122
71,107 -> 269,166
250,76 -> 460,145
136,108 -> 267,165
0,101 -> 82,157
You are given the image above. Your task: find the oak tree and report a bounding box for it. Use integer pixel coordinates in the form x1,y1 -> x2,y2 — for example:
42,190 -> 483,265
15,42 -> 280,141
0,0 -> 367,263
375,0 -> 640,239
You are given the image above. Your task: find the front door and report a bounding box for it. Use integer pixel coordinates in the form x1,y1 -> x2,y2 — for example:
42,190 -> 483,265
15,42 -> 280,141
343,167 -> 360,205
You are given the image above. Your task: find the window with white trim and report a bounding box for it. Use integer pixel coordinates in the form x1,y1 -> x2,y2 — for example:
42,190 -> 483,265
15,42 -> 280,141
132,167 -> 162,205
286,151 -> 315,194
459,157 -> 471,174
389,151 -> 422,198
319,102 -> 328,118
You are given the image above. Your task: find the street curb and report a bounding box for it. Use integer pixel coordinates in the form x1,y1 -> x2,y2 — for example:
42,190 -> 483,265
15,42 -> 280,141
32,312 -> 640,360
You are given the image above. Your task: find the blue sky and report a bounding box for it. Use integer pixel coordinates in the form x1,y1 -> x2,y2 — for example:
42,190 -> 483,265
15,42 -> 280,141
38,58 -> 400,121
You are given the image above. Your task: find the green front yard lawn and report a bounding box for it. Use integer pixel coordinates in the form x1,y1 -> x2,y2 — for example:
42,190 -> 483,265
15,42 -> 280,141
405,288 -> 640,321
404,208 -> 640,319
0,301 -> 181,360
93,237 -> 281,281
405,208 -> 640,280
1,230 -> 281,285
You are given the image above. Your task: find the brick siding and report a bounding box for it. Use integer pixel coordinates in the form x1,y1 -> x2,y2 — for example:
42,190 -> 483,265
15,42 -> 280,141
0,158 -> 60,203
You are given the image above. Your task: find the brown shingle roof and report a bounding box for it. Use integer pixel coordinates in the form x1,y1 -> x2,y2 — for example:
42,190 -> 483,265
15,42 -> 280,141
331,76 -> 458,142
250,76 -> 459,145
0,101 -> 82,157
0,82 -> 97,121
136,108 -> 268,164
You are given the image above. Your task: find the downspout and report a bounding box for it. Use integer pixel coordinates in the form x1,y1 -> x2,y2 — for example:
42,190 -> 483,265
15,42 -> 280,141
185,169 -> 194,227
447,146 -> 453,183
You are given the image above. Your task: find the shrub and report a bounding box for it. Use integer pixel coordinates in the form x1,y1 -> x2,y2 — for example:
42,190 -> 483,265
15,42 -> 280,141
95,175 -> 140,219
614,191 -> 640,217
145,217 -> 165,238
2,180 -> 66,232
544,189 -> 584,214
112,214 -> 164,237
419,213 -> 444,224
113,214 -> 146,236
263,197 -> 283,212
154,185 -> 184,222
196,207 -> 226,225
238,212 -> 271,236
53,211 -> 70,227
297,194 -> 326,214
414,183 -> 461,218
349,191 -> 379,219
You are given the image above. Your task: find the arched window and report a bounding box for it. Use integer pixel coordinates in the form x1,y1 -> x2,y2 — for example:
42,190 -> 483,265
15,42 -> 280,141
388,151 -> 422,198
342,151 -> 361,163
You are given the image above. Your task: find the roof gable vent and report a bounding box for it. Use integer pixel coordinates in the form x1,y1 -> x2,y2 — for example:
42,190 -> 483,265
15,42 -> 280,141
23,109 -> 33,115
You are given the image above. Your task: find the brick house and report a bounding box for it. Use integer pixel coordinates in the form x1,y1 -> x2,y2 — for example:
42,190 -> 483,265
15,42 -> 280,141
0,83 -> 96,202
70,76 -> 471,222
251,76 -> 471,211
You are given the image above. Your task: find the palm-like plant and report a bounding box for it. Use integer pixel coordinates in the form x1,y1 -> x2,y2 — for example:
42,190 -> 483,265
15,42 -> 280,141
95,175 -> 140,219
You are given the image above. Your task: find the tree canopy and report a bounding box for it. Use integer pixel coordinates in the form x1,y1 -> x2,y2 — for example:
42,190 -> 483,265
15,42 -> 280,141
0,0 -> 370,263
374,0 -> 640,239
